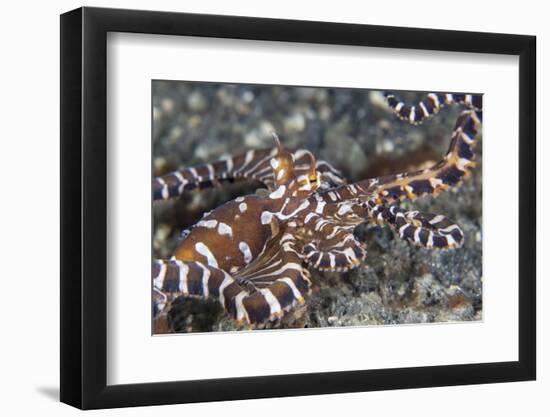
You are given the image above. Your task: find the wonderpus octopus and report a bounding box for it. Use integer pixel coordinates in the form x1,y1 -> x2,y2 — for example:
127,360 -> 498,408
152,91 -> 482,333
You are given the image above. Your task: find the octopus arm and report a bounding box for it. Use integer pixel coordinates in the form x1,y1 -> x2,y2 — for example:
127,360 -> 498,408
153,147 -> 347,201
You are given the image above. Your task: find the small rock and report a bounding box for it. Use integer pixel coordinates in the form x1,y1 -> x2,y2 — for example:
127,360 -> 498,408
161,98 -> 174,113
283,113 -> 306,133
187,91 -> 207,112
242,90 -> 254,103
369,90 -> 389,110
244,131 -> 262,148
153,157 -> 168,174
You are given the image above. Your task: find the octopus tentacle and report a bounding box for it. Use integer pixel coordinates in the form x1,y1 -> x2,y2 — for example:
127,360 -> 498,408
314,159 -> 347,189
351,108 -> 482,204
367,201 -> 464,249
303,233 -> 366,272
233,232 -> 312,324
152,259 -> 249,324
153,147 -> 346,201
153,147 -> 278,201
153,232 -> 312,327
384,91 -> 482,125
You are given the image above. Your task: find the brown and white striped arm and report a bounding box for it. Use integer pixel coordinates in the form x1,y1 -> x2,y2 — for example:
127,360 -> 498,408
153,147 -> 346,201
384,91 -> 482,125
232,232 -> 312,324
153,259 -> 243,320
302,227 -> 367,272
367,201 -> 464,249
354,108 -> 481,204
153,233 -> 312,327
153,147 -> 278,201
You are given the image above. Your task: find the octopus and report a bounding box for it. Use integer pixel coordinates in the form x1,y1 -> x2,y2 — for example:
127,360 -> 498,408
152,91 -> 482,333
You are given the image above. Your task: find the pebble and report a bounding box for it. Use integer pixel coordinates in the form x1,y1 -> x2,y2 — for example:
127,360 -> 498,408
187,91 -> 207,112
242,90 -> 254,103
161,98 -> 174,113
369,90 -> 389,110
244,131 -> 262,148
283,113 -> 306,133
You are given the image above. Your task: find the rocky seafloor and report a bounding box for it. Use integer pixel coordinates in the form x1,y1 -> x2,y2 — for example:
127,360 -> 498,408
152,81 -> 482,333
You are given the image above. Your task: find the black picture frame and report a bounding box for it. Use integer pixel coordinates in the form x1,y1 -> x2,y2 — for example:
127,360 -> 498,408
60,6 -> 536,410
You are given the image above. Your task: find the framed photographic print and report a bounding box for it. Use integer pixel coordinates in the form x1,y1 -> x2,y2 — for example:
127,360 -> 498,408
60,6 -> 536,409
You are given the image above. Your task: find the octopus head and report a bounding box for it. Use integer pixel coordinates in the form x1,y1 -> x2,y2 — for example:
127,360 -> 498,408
269,132 -> 319,198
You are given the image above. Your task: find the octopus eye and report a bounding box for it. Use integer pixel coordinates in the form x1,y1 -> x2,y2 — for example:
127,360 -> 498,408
309,176 -> 317,184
